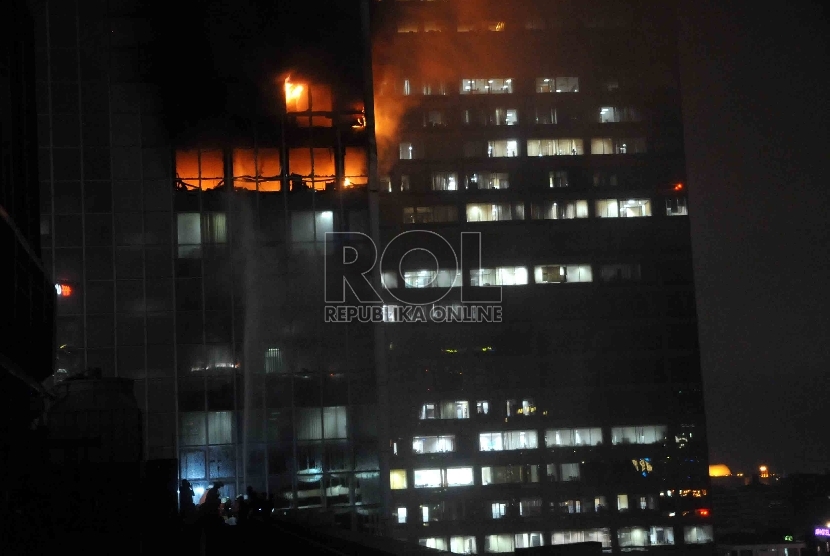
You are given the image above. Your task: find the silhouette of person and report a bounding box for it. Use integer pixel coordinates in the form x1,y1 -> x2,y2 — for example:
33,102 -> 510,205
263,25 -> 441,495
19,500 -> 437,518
180,479 -> 196,519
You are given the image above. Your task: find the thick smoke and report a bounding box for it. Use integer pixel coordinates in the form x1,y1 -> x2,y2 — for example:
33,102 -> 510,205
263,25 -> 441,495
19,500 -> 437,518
371,0 -> 537,175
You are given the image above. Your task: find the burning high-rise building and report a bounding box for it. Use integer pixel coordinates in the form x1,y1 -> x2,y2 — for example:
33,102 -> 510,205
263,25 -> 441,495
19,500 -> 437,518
32,0 -> 711,551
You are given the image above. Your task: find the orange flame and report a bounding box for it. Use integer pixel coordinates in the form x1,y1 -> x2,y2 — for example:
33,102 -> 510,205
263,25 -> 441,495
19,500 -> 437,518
284,77 -> 304,104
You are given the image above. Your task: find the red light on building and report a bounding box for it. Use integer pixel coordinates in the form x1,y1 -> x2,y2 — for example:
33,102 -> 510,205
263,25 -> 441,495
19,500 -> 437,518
674,183 -> 684,191
55,283 -> 73,297
696,508 -> 710,517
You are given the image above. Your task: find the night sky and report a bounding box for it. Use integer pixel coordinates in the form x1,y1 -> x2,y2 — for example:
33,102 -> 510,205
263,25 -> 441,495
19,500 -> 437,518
679,0 -> 830,474
150,0 -> 829,474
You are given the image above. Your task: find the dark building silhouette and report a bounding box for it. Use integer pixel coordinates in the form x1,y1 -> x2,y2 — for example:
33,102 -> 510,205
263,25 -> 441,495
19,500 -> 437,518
0,0 -> 56,549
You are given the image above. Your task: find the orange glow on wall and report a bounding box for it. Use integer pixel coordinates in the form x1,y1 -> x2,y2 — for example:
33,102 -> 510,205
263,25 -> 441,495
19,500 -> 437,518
674,183 -> 684,191
344,146 -> 368,185
696,509 -> 710,517
232,148 -> 281,191
288,148 -> 335,189
176,149 -> 224,189
309,84 -> 332,112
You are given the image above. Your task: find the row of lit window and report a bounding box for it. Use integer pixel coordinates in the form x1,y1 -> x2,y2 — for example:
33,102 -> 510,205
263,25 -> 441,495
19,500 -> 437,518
387,170 -> 651,192
409,426 -> 667,454
382,263 -> 633,288
410,427 -> 666,455
399,138 -> 647,159
389,462 -> 670,489
410,526 -> 714,553
417,106 -> 643,128
398,77 -> 579,95
399,495 -> 675,523
402,199 -> 688,223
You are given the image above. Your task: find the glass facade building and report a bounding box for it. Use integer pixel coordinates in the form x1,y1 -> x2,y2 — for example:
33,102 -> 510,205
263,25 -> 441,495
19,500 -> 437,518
372,0 -> 711,553
33,0 -> 711,551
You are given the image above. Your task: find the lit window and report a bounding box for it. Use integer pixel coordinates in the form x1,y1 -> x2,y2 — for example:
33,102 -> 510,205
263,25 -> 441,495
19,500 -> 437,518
403,270 -> 460,289
450,536 -> 477,555
531,201 -> 588,220
460,78 -> 513,94
515,532 -> 544,549
611,425 -> 668,445
414,469 -> 442,488
666,197 -> 688,216
471,267 -> 528,286
492,108 -> 518,125
552,529 -> 611,547
419,401 -> 469,419
555,77 -> 579,92
590,137 -> 647,154
487,139 -> 519,157
618,527 -> 649,548
419,538 -> 448,551
617,494 -> 629,511
176,212 -> 227,258
390,469 -> 408,489
684,526 -> 714,544
413,467 -> 473,488
536,77 -> 579,93
399,142 -> 421,160
549,171 -> 568,188
491,502 -> 507,519
650,527 -> 675,546
396,507 -> 407,524
412,435 -> 456,454
176,213 -> 201,258
482,465 -> 540,485
534,265 -> 592,284
431,172 -> 458,191
466,203 -> 524,222
485,534 -> 514,553
545,428 -> 603,447
446,467 -> 474,487
595,199 -> 652,218
527,138 -> 583,156
479,431 -> 538,451
465,171 -> 509,190
560,463 -> 581,482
